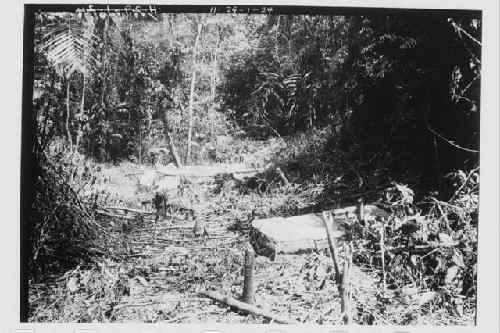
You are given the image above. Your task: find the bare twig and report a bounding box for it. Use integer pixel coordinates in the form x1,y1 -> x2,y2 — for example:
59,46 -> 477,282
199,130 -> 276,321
380,225 -> 387,292
103,205 -> 155,215
431,197 -> 452,232
449,20 -> 482,46
427,126 -> 479,153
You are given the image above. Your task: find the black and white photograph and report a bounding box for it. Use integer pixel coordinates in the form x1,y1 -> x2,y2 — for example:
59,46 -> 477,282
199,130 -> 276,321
16,3 -> 492,327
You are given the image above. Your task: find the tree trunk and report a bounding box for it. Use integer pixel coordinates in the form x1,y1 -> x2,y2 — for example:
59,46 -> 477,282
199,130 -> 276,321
186,20 -> 203,165
147,110 -> 152,147
138,120 -> 142,164
74,74 -> 86,154
274,16 -> 281,63
65,75 -> 73,151
162,111 -> 182,168
210,53 -> 216,100
100,15 -> 109,107
210,24 -> 220,102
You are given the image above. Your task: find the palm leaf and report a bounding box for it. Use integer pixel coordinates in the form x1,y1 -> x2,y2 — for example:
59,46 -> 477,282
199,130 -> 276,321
43,23 -> 99,78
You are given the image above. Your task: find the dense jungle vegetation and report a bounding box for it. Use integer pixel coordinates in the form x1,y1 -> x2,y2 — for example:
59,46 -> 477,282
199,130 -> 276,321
25,8 -> 480,324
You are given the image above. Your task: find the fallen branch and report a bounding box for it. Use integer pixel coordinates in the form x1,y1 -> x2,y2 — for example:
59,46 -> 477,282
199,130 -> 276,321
103,205 -> 155,215
124,172 -> 145,177
97,209 -> 179,222
155,225 -> 196,230
359,242 -> 460,255
199,290 -> 299,324
125,252 -> 165,257
156,165 -> 262,178
96,210 -> 136,220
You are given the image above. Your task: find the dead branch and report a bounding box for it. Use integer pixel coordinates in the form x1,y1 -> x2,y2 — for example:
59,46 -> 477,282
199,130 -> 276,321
323,211 -> 353,324
102,205 -> 155,215
199,290 -> 299,324
96,210 -> 137,220
449,20 -> 482,46
427,126 -> 479,153
359,242 -> 460,255
380,225 -> 386,291
431,197 -> 452,232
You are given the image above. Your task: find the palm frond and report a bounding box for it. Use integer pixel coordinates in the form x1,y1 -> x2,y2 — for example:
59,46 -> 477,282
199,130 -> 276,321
43,23 -> 99,77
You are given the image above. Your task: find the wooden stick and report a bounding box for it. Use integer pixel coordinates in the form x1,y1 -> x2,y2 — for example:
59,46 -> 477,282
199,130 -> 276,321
340,244 -> 353,324
322,211 -> 341,283
380,225 -> 387,292
189,237 -> 239,249
431,197 -> 452,232
103,205 -> 155,215
357,198 -> 364,221
159,225 -> 196,230
156,167 -> 261,178
124,172 -> 145,177
358,242 -> 460,255
199,290 -> 299,324
241,245 -> 256,305
323,212 -> 354,324
96,210 -> 136,220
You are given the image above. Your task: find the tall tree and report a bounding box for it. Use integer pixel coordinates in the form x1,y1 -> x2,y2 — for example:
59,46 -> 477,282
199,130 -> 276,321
186,19 -> 203,165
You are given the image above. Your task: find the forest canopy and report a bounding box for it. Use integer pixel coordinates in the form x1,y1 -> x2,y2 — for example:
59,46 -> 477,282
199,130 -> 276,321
32,10 -> 480,191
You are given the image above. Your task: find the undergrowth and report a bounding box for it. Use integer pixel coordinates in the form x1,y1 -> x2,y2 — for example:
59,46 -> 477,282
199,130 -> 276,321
28,127 -> 478,325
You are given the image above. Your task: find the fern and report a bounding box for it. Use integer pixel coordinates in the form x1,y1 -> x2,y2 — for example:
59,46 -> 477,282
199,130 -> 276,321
362,34 -> 419,54
399,37 -> 418,49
